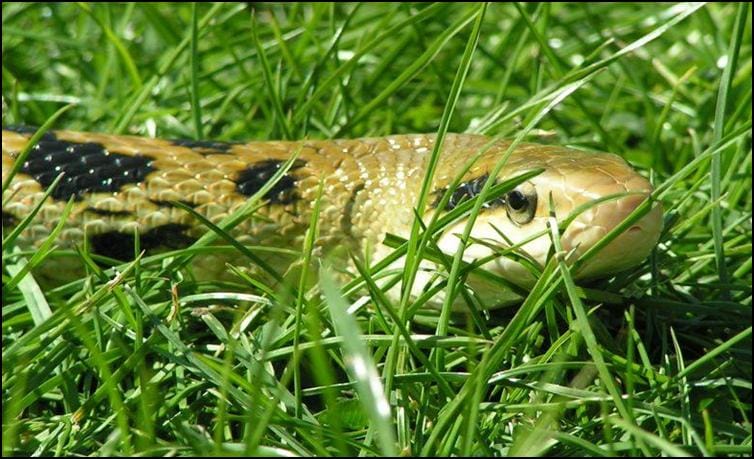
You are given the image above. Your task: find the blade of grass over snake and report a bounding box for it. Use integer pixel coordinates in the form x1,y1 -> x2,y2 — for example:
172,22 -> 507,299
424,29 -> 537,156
574,122 -> 751,272
3,172 -> 68,325
3,173 -> 66,248
454,74 -> 600,455
170,201 -> 285,284
418,69 -> 600,456
5,198 -> 76,291
400,3 -> 487,305
319,266 -> 398,457
293,179 -> 324,417
437,74 -> 596,370
165,148 -> 304,283
337,168 -> 543,319
546,208 -> 650,455
382,6 -> 487,424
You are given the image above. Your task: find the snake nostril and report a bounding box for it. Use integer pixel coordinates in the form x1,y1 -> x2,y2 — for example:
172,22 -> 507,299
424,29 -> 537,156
628,225 -> 642,234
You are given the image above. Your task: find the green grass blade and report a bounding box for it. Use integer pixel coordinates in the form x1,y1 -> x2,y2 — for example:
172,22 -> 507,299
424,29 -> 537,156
709,2 -> 749,297
190,2 -> 203,139
319,266 -> 397,456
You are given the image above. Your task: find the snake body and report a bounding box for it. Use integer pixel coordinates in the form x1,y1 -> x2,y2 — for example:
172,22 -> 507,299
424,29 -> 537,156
2,127 -> 662,307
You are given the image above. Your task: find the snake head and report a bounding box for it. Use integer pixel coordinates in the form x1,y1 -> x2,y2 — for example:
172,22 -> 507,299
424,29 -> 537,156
434,140 -> 663,295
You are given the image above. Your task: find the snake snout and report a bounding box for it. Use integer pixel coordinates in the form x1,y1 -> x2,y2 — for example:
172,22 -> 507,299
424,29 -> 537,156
565,181 -> 663,280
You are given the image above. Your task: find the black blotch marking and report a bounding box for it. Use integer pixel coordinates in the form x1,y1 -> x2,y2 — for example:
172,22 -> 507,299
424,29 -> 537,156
89,223 -> 196,261
3,125 -> 57,141
86,208 -> 132,217
432,174 -> 505,211
341,183 -> 365,238
19,138 -> 155,201
171,138 -> 237,154
2,212 -> 17,228
89,232 -> 135,261
236,159 -> 306,204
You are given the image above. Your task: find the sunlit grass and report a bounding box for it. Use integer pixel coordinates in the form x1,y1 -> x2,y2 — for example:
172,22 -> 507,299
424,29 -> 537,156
2,3 -> 752,456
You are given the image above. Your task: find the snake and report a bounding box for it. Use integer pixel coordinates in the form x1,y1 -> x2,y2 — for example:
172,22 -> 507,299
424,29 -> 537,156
2,126 -> 663,307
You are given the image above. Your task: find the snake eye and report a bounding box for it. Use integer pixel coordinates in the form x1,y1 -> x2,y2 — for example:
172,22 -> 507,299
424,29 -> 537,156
505,184 -> 537,225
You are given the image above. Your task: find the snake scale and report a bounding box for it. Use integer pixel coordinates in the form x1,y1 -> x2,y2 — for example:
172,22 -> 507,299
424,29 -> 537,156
2,126 -> 662,307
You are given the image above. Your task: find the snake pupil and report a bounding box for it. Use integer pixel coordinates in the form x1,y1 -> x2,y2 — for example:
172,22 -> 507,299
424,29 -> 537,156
507,190 -> 527,211
504,185 -> 537,226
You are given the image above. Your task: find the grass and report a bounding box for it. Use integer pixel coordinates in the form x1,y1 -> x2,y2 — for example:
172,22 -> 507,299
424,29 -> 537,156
2,2 -> 752,456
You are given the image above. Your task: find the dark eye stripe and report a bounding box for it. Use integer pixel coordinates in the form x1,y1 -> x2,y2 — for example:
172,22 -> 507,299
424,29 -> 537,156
433,174 -> 506,211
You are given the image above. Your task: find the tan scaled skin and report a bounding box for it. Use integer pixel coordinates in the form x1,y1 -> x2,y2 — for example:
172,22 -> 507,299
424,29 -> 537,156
2,129 -> 662,308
